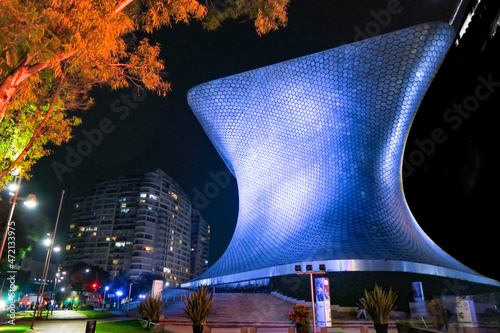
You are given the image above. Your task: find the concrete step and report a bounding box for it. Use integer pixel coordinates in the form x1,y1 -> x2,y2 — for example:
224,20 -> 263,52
163,293 -> 295,324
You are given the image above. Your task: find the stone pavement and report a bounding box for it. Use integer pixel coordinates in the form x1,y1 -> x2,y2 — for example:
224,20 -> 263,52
0,309 -> 138,332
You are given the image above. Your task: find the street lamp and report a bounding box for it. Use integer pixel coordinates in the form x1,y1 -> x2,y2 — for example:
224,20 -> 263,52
31,190 -> 65,330
116,291 -> 123,310
0,173 -> 36,261
102,286 -> 109,310
127,282 -> 133,316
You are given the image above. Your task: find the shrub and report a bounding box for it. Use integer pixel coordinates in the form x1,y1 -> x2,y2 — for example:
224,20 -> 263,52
361,284 -> 398,325
137,295 -> 164,323
79,303 -> 94,310
288,303 -> 311,332
396,320 -> 412,332
183,286 -> 214,327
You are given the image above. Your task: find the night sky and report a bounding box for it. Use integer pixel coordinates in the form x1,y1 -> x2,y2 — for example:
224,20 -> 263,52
17,0 -> 499,283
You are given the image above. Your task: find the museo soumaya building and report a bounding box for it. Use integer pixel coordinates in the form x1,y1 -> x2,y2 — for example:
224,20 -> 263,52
183,21 -> 499,289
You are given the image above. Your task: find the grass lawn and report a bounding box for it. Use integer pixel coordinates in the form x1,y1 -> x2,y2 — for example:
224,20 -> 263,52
96,319 -> 148,333
0,322 -> 30,332
77,310 -> 121,319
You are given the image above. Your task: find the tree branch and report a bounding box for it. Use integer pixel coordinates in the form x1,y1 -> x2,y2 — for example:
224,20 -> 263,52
115,0 -> 136,13
0,51 -> 76,122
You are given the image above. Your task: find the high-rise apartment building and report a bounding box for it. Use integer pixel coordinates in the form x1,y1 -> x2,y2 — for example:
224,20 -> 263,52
64,169 -> 192,286
190,210 -> 210,279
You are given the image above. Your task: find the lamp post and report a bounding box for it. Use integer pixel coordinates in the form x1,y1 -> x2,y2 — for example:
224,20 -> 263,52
0,173 -> 37,261
295,264 -> 326,333
127,281 -> 133,316
102,286 -> 109,310
116,291 -> 123,310
31,190 -> 64,330
46,262 -> 61,319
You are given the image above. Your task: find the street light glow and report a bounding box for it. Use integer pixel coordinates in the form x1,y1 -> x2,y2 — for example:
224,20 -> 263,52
43,239 -> 51,247
23,194 -> 37,207
116,291 -> 123,296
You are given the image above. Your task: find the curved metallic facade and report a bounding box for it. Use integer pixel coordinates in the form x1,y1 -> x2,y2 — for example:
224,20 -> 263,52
185,22 -> 499,287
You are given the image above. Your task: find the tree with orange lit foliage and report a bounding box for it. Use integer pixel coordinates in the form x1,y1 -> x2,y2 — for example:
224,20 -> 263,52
0,0 -> 290,186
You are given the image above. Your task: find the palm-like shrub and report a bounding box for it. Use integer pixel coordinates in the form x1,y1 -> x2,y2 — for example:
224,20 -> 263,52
137,294 -> 164,323
361,284 -> 397,328
183,286 -> 214,332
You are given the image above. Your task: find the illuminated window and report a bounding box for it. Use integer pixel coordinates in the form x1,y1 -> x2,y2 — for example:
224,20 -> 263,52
145,246 -> 153,252
120,208 -> 130,213
69,224 -> 75,229
169,246 -> 173,251
175,206 -> 178,210
171,193 -> 178,200
105,237 -> 110,241
121,203 -> 127,208
139,199 -> 146,203
149,194 -> 158,200
92,232 -> 97,236
140,193 -> 147,198
113,260 -> 119,264
115,242 -> 126,247
65,245 -> 71,250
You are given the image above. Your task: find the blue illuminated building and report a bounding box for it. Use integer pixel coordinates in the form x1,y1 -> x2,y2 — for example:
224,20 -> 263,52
184,22 -> 499,288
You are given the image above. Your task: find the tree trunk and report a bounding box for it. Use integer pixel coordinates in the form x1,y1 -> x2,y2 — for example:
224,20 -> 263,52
0,65 -> 67,180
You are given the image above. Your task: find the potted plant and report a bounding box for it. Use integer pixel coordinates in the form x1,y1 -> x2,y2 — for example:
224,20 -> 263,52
361,284 -> 398,333
137,294 -> 164,325
288,303 -> 311,333
396,320 -> 412,333
183,286 -> 215,333
425,299 -> 448,332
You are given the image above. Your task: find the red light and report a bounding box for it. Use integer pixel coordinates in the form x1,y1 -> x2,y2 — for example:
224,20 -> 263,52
92,283 -> 98,289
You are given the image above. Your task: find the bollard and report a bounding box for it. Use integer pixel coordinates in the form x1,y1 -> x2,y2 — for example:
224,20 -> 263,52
203,327 -> 211,333
360,326 -> 369,333
288,327 -> 294,333
85,320 -> 97,333
321,327 -> 328,333
249,328 -> 257,333
240,327 -> 247,333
